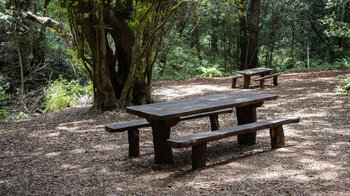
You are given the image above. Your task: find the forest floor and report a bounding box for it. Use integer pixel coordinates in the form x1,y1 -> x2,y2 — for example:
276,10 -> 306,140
1,69 -> 350,195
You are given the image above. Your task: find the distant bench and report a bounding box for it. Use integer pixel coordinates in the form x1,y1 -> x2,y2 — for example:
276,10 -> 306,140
105,108 -> 233,157
168,116 -> 300,170
229,75 -> 243,88
254,73 -> 280,89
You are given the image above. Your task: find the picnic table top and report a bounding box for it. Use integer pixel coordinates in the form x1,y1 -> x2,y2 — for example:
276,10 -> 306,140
237,67 -> 273,75
126,91 -> 278,121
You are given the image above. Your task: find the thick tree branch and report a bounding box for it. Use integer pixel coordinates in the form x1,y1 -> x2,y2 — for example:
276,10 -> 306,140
22,11 -> 75,50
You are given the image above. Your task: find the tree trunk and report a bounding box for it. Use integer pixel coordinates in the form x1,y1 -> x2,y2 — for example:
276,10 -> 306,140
343,2 -> 350,57
92,7 -> 118,110
238,1 -> 248,70
194,21 -> 202,60
246,0 -> 261,69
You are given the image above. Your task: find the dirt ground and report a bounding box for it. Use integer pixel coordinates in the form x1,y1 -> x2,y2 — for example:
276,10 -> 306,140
1,69 -> 350,195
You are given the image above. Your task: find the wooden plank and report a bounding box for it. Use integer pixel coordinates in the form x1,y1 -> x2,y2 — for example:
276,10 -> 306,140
105,120 -> 150,132
180,108 -> 232,120
237,67 -> 272,75
236,105 -> 257,145
254,73 -> 280,81
229,75 -> 243,79
126,91 -> 278,121
106,108 -> 233,132
168,116 -> 300,148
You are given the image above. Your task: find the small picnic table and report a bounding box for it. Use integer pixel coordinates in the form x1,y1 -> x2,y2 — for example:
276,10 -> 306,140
126,91 -> 278,164
237,67 -> 273,88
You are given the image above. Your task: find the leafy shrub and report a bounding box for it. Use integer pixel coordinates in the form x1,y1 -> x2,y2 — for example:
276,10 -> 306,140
0,75 -> 12,121
335,74 -> 350,94
199,64 -> 225,77
0,75 -> 11,105
43,76 -> 92,112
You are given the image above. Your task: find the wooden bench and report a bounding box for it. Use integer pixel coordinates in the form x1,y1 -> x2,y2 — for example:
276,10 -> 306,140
254,73 -> 280,89
229,75 -> 243,88
167,116 -> 300,170
105,108 -> 233,157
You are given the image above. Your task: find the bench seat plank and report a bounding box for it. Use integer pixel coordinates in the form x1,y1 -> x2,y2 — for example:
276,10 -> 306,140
168,116 -> 300,148
105,119 -> 150,132
254,73 -> 280,81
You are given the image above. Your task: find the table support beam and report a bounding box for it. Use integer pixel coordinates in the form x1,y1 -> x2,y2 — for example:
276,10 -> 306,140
243,75 -> 251,88
236,103 -> 262,145
150,119 -> 180,164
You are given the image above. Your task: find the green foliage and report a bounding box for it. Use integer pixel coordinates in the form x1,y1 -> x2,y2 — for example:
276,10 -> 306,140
199,64 -> 225,77
0,75 -> 11,121
278,57 -> 350,73
156,46 -> 202,79
0,75 -> 11,105
336,74 -> 350,94
43,76 -> 92,112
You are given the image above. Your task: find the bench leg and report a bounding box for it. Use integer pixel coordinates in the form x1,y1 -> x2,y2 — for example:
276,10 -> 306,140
270,125 -> 285,148
128,128 -> 140,157
231,78 -> 237,88
236,104 -> 259,145
273,76 -> 278,86
259,80 -> 265,89
209,114 -> 219,131
192,143 -> 207,170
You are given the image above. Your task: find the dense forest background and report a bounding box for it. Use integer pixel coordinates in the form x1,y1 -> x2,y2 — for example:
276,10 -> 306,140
0,0 -> 349,121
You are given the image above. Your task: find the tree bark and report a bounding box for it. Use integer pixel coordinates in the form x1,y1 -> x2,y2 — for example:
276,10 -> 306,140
238,0 -> 248,70
245,0 -> 261,69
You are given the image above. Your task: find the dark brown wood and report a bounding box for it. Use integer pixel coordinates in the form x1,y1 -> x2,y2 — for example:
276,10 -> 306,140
254,73 -> 280,89
151,121 -> 173,164
192,143 -> 207,169
126,91 -> 278,164
243,75 -> 251,88
209,114 -> 219,131
168,116 -> 300,148
237,67 -> 272,75
127,91 -> 278,121
273,75 -> 278,86
106,108 -> 233,159
128,129 -> 140,157
168,117 -> 299,169
236,68 -> 272,89
151,120 -> 174,164
254,73 -> 280,81
105,120 -> 150,132
236,105 -> 258,145
270,125 -> 285,148
259,80 -> 265,89
230,75 -> 243,88
180,108 -> 232,121
106,108 -> 232,132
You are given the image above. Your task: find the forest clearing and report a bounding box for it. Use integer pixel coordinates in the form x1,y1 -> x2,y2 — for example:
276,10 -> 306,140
1,69 -> 349,195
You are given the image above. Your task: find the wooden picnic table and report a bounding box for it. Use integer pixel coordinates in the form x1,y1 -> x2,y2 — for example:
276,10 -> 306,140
126,91 -> 278,164
237,67 -> 273,88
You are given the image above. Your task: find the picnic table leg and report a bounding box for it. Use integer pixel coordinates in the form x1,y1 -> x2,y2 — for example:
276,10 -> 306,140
128,128 -> 140,157
236,102 -> 262,145
243,75 -> 251,88
150,119 -> 179,164
209,114 -> 219,131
